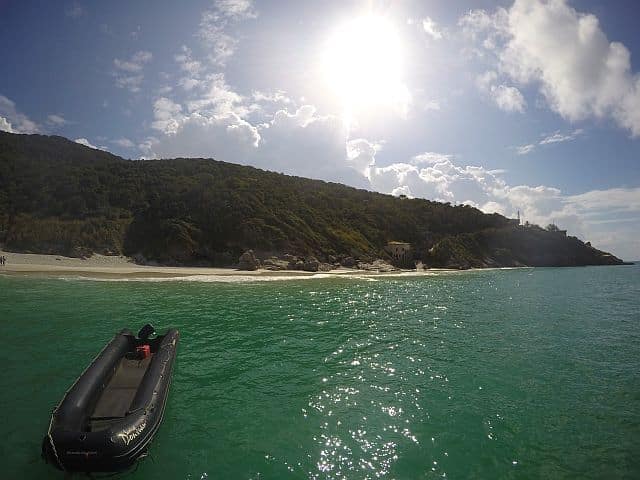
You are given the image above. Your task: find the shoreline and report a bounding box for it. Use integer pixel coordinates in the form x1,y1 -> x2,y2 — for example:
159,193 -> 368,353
0,251 -> 626,281
0,250 -> 461,280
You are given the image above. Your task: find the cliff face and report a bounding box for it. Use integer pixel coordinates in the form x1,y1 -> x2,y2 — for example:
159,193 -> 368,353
0,132 -> 625,268
427,227 -> 624,269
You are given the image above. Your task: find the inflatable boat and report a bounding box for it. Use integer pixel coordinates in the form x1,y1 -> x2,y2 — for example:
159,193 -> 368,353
42,325 -> 179,472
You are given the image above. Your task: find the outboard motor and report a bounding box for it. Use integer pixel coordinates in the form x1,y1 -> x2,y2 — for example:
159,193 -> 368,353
134,324 -> 155,360
137,324 -> 155,340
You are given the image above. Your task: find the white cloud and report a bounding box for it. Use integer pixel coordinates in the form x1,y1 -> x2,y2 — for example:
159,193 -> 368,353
132,50 -> 152,63
137,136 -> 159,159
566,187 -> 640,215
366,151 -> 506,205
0,116 -> 14,133
369,163 -> 433,200
149,71 -> 259,159
113,50 -> 153,92
257,105 -> 364,183
148,1 -> 264,161
198,0 -> 257,66
481,201 -> 507,215
174,46 -> 204,91
245,91 -> 294,120
65,2 -> 85,19
47,114 -> 67,126
391,185 -> 413,198
0,95 -> 39,133
423,100 -> 441,111
461,0 -> 640,136
539,128 -> 583,145
515,128 -> 584,154
215,0 -> 257,20
562,188 -> 640,259
476,71 -> 526,113
410,152 -> 455,165
346,138 -> 379,177
147,75 -> 260,160
148,111 -> 260,160
151,97 -> 184,135
175,49 -> 201,74
476,70 -> 498,90
270,104 -> 317,129
492,84 -> 526,112
422,17 -> 443,40
114,51 -> 152,73
115,74 -> 144,92
459,8 -> 509,54
145,71 -> 367,185
185,73 -> 246,116
179,78 -> 201,91
198,24 -> 235,66
251,90 -> 291,105
75,138 -> 100,149
148,102 -> 361,184
516,143 -> 535,155
113,137 -> 135,148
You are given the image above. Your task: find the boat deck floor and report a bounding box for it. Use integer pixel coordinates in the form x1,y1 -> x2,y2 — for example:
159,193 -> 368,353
88,354 -> 152,431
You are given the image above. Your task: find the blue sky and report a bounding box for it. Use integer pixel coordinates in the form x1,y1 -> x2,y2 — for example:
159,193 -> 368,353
1,0 -> 639,259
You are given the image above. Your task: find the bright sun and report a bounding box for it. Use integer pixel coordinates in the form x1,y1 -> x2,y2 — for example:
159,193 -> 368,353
322,15 -> 408,120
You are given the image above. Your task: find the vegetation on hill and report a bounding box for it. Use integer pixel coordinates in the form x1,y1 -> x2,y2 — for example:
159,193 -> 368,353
0,132 -> 624,268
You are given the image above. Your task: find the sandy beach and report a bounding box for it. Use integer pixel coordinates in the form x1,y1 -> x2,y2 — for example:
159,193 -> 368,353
0,250 -> 449,280
0,250 -> 327,278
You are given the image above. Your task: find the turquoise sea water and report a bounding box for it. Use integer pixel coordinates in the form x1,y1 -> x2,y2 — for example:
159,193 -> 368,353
1,265 -> 639,479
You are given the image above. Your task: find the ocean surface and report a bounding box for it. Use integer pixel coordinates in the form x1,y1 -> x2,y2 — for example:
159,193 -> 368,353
1,265 -> 638,479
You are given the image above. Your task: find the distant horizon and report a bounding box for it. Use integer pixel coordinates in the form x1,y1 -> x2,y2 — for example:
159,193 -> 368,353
1,0 -> 638,259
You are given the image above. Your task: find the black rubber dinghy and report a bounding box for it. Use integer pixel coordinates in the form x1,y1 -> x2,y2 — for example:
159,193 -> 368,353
42,325 -> 179,472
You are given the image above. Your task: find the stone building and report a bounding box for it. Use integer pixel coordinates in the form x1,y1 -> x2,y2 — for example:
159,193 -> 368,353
385,241 -> 412,266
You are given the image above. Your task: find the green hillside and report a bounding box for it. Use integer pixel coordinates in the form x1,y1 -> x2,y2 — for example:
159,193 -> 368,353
0,132 -> 624,268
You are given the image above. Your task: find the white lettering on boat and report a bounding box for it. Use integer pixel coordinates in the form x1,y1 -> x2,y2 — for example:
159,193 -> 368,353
117,421 -> 146,446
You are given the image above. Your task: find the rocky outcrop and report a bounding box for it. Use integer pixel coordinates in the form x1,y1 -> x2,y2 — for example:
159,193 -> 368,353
425,226 -> 627,269
251,254 -> 336,272
303,256 -> 319,272
357,259 -> 399,272
340,256 -> 357,268
238,249 -> 260,271
262,257 -> 289,271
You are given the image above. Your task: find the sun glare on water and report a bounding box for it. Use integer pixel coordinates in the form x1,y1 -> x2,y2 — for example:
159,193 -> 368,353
322,15 -> 408,123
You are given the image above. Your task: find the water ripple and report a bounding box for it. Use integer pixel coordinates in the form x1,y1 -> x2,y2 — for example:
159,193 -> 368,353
0,267 -> 638,479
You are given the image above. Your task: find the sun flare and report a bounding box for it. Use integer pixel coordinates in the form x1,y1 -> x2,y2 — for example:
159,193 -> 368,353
322,15 -> 408,121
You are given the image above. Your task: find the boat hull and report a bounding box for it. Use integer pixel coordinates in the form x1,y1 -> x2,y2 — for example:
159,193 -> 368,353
42,328 -> 179,472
